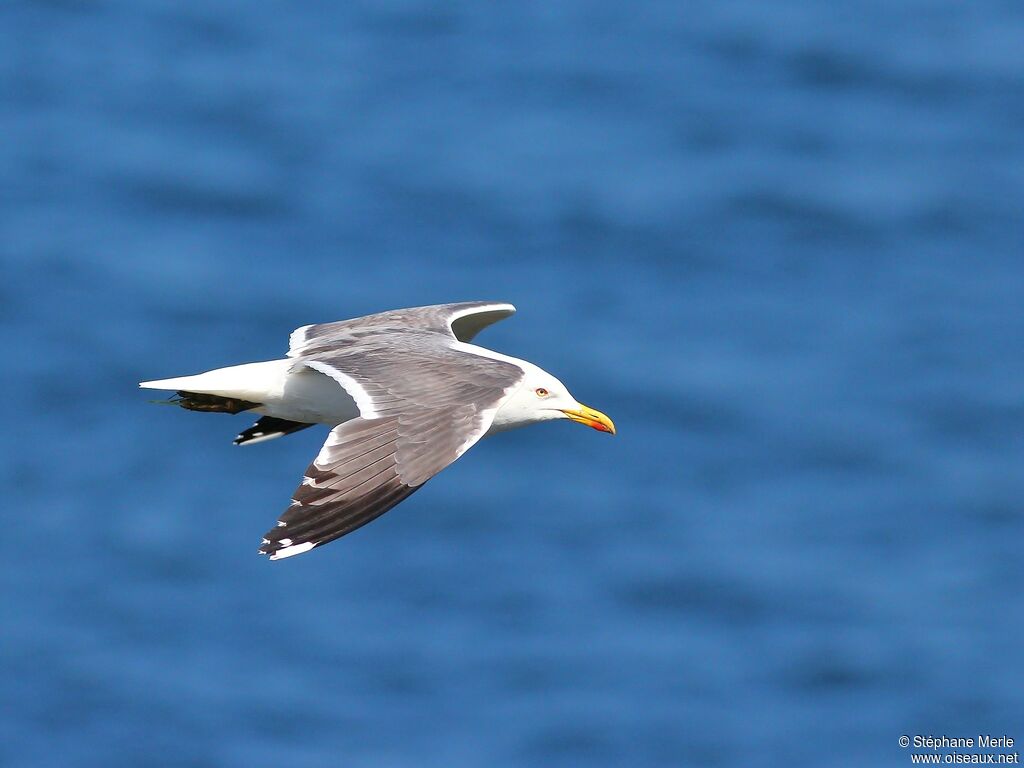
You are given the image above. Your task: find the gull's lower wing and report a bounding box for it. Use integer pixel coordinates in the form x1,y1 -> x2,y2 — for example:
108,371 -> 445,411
260,416 -> 420,559
260,400 -> 494,560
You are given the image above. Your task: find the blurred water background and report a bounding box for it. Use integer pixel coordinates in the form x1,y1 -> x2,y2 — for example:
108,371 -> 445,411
2,1 -> 1023,766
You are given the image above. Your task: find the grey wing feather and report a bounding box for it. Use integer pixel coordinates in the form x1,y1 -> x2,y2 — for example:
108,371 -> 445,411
287,301 -> 515,357
259,417 -> 419,558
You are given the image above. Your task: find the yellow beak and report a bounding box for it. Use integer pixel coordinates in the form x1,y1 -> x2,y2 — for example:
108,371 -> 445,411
561,403 -> 616,435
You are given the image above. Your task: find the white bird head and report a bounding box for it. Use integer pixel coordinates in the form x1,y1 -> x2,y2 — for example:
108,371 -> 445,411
489,362 -> 616,435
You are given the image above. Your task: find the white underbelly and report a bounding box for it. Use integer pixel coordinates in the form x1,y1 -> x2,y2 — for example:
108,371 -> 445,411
256,364 -> 361,425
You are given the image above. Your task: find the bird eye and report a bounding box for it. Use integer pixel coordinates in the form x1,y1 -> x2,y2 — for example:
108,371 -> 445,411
535,387 -> 549,398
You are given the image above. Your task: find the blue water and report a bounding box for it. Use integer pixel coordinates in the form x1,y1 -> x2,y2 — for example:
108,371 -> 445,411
2,2 -> 1023,766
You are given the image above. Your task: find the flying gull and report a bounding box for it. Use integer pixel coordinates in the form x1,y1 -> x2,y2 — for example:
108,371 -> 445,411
139,302 -> 615,560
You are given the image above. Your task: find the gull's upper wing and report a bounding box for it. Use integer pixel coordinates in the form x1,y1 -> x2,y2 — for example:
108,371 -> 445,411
261,334 -> 524,559
287,301 -> 516,358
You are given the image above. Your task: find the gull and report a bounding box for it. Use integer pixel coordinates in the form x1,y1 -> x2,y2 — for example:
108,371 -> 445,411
140,302 -> 615,560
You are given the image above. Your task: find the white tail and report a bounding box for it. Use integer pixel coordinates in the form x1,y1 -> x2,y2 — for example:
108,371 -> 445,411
139,360 -> 290,402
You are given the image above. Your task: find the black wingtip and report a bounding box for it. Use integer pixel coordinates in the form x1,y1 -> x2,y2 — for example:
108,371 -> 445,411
234,416 -> 315,446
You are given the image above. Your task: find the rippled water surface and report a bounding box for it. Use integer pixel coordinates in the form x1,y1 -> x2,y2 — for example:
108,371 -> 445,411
2,2 -> 1023,766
